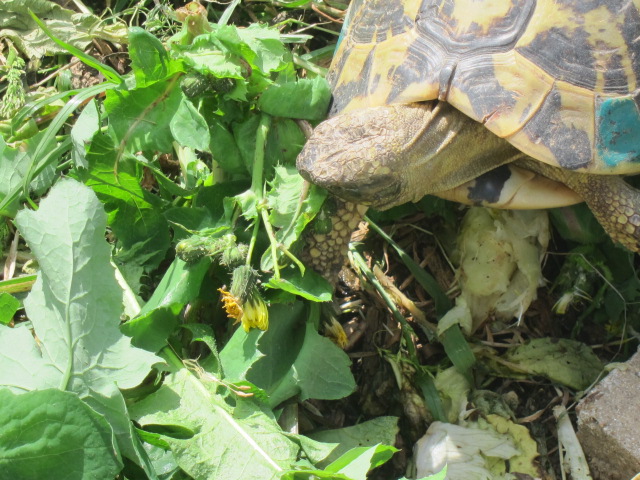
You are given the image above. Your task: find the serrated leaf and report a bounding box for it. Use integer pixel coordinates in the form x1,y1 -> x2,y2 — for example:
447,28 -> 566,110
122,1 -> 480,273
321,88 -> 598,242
0,389 -> 122,478
261,166 -> 326,271
80,133 -> 171,270
215,24 -> 289,74
179,36 -> 245,80
258,77 -> 331,120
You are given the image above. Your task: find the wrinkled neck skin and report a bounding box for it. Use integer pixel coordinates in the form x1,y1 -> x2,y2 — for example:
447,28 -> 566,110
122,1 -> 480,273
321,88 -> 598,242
297,101 -> 522,210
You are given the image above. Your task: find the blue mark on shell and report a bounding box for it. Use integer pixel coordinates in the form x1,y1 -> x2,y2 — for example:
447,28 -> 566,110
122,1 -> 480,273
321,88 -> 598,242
596,96 -> 640,167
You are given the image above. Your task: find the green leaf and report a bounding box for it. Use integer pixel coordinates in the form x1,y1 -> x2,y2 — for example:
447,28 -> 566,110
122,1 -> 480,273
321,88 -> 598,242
258,77 -> 331,120
308,417 -> 399,468
266,267 -> 332,302
549,204 -> 607,245
170,97 -> 211,150
265,117 -> 306,165
221,303 -> 356,407
439,324 -> 476,383
215,24 -> 290,74
0,136 -> 30,216
70,99 -> 100,169
326,444 -> 398,479
104,81 -> 183,154
233,113 -> 261,173
261,166 -> 327,271
0,389 -> 122,478
129,27 -> 181,87
121,306 -> 179,353
1,179 -> 162,463
0,83 -> 116,216
129,369 -> 299,480
80,133 -> 171,270
182,323 -> 223,377
140,258 -> 212,315
122,258 -> 212,351
209,117 -> 246,174
0,293 -> 20,325
416,370 -> 447,423
178,34 -> 245,79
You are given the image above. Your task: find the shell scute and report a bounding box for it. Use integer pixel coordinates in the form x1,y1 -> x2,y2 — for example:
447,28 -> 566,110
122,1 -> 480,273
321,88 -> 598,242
330,0 -> 640,173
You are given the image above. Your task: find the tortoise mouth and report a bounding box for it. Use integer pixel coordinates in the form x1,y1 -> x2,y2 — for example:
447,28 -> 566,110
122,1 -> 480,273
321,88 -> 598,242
300,170 -> 403,210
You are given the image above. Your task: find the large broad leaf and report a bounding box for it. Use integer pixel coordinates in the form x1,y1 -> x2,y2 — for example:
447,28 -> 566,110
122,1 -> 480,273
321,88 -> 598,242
129,369 -> 299,480
0,179 -> 162,464
0,389 -> 122,478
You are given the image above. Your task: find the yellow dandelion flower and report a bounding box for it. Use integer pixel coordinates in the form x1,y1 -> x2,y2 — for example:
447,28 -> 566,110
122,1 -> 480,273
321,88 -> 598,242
241,294 -> 269,332
218,266 -> 269,332
218,288 -> 243,321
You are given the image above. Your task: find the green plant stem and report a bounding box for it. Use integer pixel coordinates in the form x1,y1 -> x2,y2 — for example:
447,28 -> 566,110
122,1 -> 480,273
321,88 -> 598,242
248,113 -> 290,279
292,54 -> 328,77
246,213 -> 261,267
245,114 -> 271,267
350,247 -> 418,360
278,244 -> 306,274
260,205 -> 282,279
250,114 -> 271,195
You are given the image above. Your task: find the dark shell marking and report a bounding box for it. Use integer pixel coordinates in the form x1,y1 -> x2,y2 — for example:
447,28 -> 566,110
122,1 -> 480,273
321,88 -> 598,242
330,0 -> 640,174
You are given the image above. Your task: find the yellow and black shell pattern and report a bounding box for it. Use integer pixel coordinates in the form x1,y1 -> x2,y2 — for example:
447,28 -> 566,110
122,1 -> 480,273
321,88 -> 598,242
329,0 -> 640,174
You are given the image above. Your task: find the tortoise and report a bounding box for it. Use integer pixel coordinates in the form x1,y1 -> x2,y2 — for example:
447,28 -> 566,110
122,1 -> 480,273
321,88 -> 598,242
297,0 -> 640,275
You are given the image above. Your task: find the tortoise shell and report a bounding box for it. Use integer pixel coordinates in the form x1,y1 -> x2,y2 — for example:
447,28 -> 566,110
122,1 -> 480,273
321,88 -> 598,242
328,0 -> 640,174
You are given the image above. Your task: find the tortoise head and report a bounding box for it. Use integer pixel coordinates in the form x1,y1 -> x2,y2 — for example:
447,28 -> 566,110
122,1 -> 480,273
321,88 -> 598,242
297,103 -> 439,209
